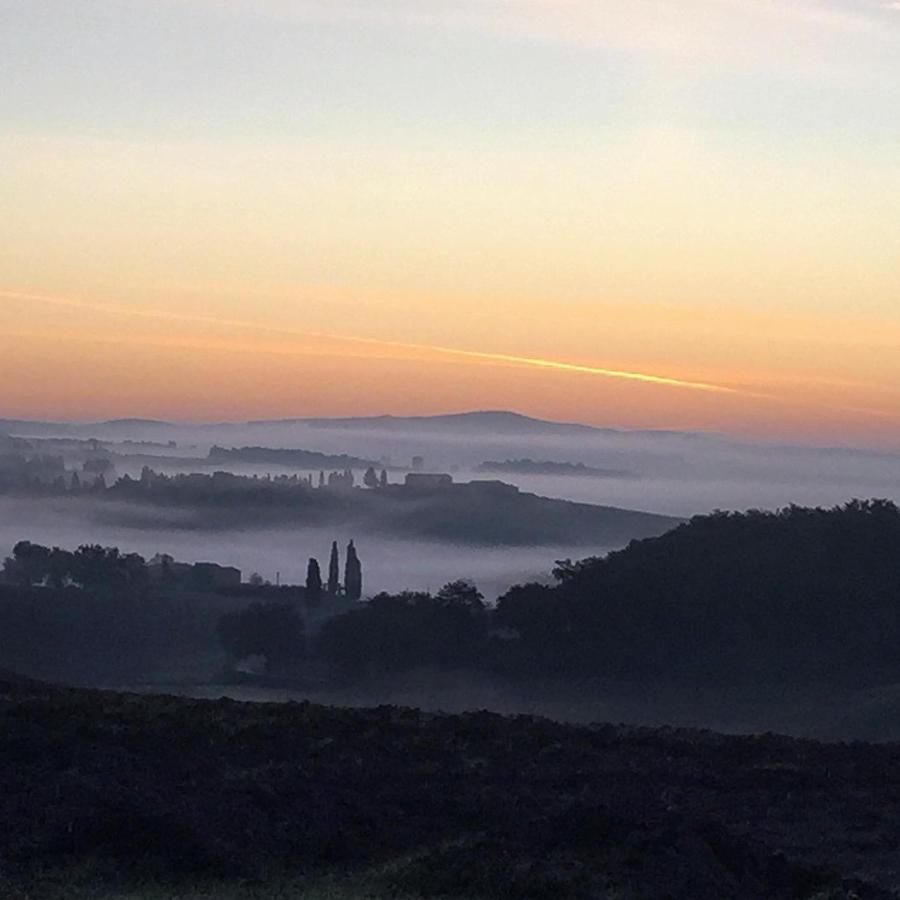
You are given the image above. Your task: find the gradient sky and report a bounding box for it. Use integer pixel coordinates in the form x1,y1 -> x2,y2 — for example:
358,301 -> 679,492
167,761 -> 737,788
2,1 -> 900,444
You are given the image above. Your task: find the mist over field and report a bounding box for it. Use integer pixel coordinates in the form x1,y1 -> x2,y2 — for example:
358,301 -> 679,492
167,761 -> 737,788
0,496 -> 566,601
40,414 -> 900,508
4,411 -> 900,746
4,412 -> 898,592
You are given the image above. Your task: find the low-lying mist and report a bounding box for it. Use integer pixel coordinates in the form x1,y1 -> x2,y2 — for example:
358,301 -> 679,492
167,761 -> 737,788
10,412 -> 899,517
0,496 -> 568,600
4,412 -> 900,744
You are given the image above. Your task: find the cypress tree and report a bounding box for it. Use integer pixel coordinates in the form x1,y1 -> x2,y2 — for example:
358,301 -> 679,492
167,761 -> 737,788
306,558 -> 322,604
379,469 -> 388,488
344,540 -> 362,601
327,541 -> 340,595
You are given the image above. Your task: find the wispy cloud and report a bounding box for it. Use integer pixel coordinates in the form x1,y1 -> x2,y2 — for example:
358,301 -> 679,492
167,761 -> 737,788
7,287 -> 900,422
0,288 -> 741,395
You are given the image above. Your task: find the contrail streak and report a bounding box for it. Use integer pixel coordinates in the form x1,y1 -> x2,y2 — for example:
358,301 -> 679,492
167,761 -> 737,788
0,287 -> 745,396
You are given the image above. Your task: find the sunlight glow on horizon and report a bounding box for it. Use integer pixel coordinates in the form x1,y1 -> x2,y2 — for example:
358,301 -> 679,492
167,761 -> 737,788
2,1 -> 900,445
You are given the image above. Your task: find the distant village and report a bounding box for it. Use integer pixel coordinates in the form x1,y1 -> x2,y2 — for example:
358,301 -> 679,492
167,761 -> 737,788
0,432 -> 521,500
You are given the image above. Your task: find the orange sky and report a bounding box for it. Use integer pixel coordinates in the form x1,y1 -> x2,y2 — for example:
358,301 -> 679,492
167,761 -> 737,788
3,2 -> 900,445
1,286 -> 898,445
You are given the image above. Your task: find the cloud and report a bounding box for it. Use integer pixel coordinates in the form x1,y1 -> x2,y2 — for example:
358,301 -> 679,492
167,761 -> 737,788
0,288 -> 742,395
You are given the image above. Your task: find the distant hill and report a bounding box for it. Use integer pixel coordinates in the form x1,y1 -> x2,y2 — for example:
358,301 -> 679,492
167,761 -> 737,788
96,418 -> 174,429
101,470 -> 680,547
207,446 -> 378,469
0,419 -> 77,437
256,410 -> 633,436
477,458 -> 635,478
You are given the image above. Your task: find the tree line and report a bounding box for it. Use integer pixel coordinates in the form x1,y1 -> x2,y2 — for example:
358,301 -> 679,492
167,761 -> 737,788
4,500 -> 900,686
302,500 -> 900,684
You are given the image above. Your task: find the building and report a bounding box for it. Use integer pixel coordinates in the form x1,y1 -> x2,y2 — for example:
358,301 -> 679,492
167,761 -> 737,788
404,472 -> 453,490
193,563 -> 242,591
148,554 -> 242,591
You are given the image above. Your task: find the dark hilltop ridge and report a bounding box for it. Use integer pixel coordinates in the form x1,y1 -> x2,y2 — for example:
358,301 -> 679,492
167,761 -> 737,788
1,462 -> 680,547
206,445 -> 380,469
113,469 -> 678,546
277,410 -> 611,435
253,410 -> 703,439
0,410 -> 703,440
477,458 -> 634,478
1,675 -> 898,899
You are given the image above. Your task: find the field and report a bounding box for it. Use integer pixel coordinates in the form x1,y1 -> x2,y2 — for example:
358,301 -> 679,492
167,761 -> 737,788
1,673 -> 898,899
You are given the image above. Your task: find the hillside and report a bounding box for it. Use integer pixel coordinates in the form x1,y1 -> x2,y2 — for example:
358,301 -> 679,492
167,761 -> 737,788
99,471 -> 681,547
207,445 -> 379,469
0,676 -> 897,899
494,499 -> 900,682
476,458 -> 633,478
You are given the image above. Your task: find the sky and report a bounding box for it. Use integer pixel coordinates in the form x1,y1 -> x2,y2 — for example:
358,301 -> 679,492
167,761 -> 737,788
1,0 -> 899,444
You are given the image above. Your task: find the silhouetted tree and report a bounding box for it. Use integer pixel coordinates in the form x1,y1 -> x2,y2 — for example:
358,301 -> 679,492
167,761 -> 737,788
344,541 -> 362,601
379,469 -> 388,488
363,466 -> 378,488
306,557 -> 323,604
11,541 -> 50,587
327,541 -> 340,595
218,603 -> 305,673
316,582 -> 488,675
436,580 -> 484,609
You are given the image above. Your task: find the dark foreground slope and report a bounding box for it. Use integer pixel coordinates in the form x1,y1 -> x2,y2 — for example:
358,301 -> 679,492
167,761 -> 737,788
1,676 -> 898,899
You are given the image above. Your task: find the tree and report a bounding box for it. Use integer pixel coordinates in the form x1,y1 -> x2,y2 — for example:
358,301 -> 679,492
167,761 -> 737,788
248,572 -> 264,587
11,541 -> 50,587
344,540 -> 362,601
436,580 -> 484,609
47,547 -> 73,589
218,603 -> 305,673
379,469 -> 388,488
327,541 -> 340,595
306,557 -> 322,604
363,466 -> 379,489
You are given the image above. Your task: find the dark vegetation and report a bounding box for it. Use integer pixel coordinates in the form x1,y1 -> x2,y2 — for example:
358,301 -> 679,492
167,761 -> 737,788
207,445 -> 378,469
477,459 -> 633,478
0,537 -> 349,683
218,603 -> 306,674
3,501 -> 900,691
318,581 -> 488,676
0,675 -> 897,898
315,500 -> 900,685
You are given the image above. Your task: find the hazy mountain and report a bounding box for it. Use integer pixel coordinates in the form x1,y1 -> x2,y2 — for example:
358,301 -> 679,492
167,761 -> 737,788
253,410 -> 702,438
